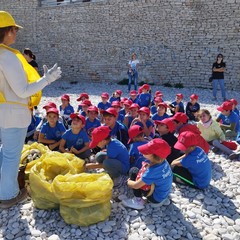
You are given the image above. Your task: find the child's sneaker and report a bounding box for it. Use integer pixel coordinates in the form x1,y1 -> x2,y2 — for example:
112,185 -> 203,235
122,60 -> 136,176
122,197 -> 145,210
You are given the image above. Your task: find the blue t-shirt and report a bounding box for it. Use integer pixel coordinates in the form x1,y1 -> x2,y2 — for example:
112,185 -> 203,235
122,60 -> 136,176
62,129 -> 89,150
85,118 -> 101,136
129,97 -> 140,105
233,108 -> 239,116
129,141 -> 148,169
40,121 -> 66,141
171,101 -> 184,113
152,113 -> 169,121
180,147 -> 211,189
217,111 -> 239,132
28,115 -> 41,133
109,96 -> 120,104
134,119 -> 154,138
142,160 -> 172,202
117,113 -> 125,123
119,109 -> 126,116
107,139 -> 130,174
98,102 -> 111,110
139,93 -> 151,107
59,104 -> 74,116
150,105 -> 157,115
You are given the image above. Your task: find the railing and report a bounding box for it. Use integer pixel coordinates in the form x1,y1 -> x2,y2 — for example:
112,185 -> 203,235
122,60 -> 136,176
38,0 -> 91,7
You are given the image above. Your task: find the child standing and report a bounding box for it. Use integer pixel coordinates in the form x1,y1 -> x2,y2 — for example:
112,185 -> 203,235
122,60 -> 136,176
186,94 -> 200,121
38,108 -> 66,151
171,131 -> 212,189
122,138 -> 173,210
86,126 -> 130,187
59,113 -> 91,159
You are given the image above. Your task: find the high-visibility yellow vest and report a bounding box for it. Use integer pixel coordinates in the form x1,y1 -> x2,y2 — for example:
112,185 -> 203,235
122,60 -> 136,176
0,44 -> 42,108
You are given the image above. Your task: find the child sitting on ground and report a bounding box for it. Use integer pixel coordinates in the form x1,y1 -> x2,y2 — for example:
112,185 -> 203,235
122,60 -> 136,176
109,90 -> 122,103
155,118 -> 183,164
111,101 -> 125,123
150,97 -> 163,115
138,84 -> 151,108
85,126 -> 130,188
76,92 -> 89,112
122,138 -> 173,210
77,99 -> 92,117
85,106 -> 101,139
59,94 -> 74,128
171,131 -> 212,189
129,90 -> 140,104
123,103 -> 140,129
38,108 -> 66,151
229,98 -> 239,116
216,101 -> 239,138
59,113 -> 91,159
97,92 -> 111,111
128,125 -> 148,169
152,102 -> 169,121
186,94 -> 200,121
169,93 -> 184,115
197,109 -> 240,160
119,99 -> 133,116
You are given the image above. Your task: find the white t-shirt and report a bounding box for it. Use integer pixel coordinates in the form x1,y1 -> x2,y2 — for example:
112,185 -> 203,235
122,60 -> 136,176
128,59 -> 139,70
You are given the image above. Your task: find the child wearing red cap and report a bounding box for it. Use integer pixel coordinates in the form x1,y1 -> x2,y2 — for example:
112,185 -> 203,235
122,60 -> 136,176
86,126 -> 130,188
169,93 -> 184,115
111,101 -> 125,123
216,101 -> 239,138
76,92 -> 89,112
229,98 -> 239,116
128,125 -> 148,169
97,92 -> 111,111
197,109 -> 240,160
155,118 -> 183,164
152,102 -> 169,121
102,108 -> 129,147
38,108 -> 66,151
122,138 -> 173,210
138,84 -> 151,108
131,107 -> 155,139
128,90 -> 140,105
109,90 -> 122,104
59,113 -> 91,159
150,97 -> 163,115
59,94 -> 74,129
77,99 -> 92,117
119,99 -> 133,117
85,106 -> 101,139
123,103 -> 140,128
171,131 -> 211,189
186,94 -> 200,121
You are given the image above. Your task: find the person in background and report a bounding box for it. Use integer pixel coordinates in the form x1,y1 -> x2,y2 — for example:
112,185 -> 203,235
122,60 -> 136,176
0,11 -> 61,208
212,53 -> 226,101
138,84 -> 151,108
38,108 -> 66,151
128,53 -> 139,92
171,131 -> 211,189
86,126 -> 130,188
122,138 -> 172,210
23,48 -> 38,71
185,94 -> 200,121
169,93 -> 184,115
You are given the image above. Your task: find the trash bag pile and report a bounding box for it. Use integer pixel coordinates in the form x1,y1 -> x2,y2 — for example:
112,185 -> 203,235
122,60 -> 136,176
25,143 -> 113,226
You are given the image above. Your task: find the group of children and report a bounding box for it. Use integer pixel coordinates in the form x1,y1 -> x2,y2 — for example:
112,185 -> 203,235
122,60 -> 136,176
26,83 -> 240,210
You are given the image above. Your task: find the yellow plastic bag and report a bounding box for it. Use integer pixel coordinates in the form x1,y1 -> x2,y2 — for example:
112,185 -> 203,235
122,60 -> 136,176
52,173 -> 113,208
60,201 -> 112,226
29,157 -> 73,209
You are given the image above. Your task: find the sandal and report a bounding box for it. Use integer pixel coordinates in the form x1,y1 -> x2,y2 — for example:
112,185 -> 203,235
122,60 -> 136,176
0,188 -> 28,209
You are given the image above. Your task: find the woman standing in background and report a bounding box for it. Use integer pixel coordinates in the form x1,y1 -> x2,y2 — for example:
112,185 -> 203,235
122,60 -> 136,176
128,53 -> 139,92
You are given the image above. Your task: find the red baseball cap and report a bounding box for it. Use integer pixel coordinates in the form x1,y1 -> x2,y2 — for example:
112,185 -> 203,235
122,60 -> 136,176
222,140 -> 238,150
154,118 -> 175,133
111,101 -> 121,108
176,93 -> 183,99
174,131 -> 198,151
190,94 -> 198,100
154,97 -> 163,103
101,107 -> 118,117
129,103 -> 140,110
128,125 -> 144,144
123,99 -> 133,106
154,91 -> 162,97
70,113 -> 86,125
61,94 -> 70,101
158,102 -> 168,109
142,84 -> 150,91
138,87 -> 143,94
79,99 -> 92,107
101,92 -> 109,99
217,101 -> 233,111
171,112 -> 189,123
87,105 -> 98,113
46,108 -> 59,115
89,126 -> 111,149
121,97 -> 128,103
43,102 -> 57,109
130,90 -> 137,96
138,138 -> 171,159
138,107 -> 150,116
77,93 -> 89,101
229,98 -> 238,106
115,90 -> 122,96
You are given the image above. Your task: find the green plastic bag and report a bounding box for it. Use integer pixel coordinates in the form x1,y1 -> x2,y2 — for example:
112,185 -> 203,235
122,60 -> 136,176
52,173 -> 113,208
60,201 -> 112,226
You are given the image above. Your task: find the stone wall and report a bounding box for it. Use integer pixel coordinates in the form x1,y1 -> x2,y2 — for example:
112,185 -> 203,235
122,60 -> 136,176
2,0 -> 240,90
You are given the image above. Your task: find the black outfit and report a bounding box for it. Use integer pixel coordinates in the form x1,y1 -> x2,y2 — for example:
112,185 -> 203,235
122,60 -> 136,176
212,62 -> 225,79
29,60 -> 38,69
186,102 -> 200,121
